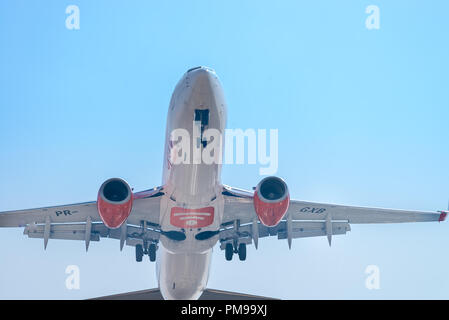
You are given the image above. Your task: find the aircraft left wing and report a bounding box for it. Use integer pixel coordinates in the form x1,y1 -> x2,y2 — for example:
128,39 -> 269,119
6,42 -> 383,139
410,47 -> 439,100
0,202 -> 101,227
0,187 -> 164,250
220,185 -> 446,249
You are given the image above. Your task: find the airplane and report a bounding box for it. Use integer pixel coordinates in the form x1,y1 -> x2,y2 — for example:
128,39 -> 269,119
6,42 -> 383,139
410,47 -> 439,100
0,66 -> 447,300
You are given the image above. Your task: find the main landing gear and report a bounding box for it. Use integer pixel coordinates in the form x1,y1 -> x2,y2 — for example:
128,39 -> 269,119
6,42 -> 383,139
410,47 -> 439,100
225,242 -> 246,261
136,242 -> 157,262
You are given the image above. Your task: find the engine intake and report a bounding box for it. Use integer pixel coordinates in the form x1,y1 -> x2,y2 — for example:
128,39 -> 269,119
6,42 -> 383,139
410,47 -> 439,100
97,178 -> 133,229
253,176 -> 289,227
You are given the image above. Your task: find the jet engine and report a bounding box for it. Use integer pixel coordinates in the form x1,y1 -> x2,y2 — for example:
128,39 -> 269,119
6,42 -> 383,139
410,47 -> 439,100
97,178 -> 133,229
253,176 -> 290,227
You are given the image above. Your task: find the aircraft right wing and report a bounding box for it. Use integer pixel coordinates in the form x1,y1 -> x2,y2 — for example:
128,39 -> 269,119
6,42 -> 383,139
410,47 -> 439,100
219,185 -> 446,250
286,200 -> 445,224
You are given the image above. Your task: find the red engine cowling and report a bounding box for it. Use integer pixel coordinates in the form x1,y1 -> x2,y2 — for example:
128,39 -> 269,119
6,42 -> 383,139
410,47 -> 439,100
253,176 -> 289,227
97,178 -> 133,229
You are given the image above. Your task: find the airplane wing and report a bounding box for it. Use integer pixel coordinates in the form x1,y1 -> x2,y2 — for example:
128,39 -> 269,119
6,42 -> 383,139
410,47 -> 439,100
220,185 -> 446,249
0,186 -> 164,250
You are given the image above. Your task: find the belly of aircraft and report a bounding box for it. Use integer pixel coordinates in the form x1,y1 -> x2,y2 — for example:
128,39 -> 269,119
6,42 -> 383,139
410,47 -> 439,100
156,67 -> 227,300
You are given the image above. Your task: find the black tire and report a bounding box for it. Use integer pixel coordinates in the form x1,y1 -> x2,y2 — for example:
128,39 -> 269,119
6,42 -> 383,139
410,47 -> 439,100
225,243 -> 233,261
136,244 -> 143,262
238,243 -> 246,261
149,243 -> 156,262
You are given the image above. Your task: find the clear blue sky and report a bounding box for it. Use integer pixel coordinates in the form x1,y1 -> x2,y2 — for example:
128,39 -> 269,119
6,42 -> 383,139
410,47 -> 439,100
1,0 -> 448,299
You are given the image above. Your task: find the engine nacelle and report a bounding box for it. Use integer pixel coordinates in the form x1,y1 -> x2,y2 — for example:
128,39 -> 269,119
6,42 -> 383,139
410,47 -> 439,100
253,176 -> 289,227
97,178 -> 133,229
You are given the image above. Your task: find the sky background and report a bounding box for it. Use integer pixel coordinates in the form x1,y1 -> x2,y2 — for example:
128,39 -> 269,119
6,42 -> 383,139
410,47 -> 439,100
1,0 -> 449,299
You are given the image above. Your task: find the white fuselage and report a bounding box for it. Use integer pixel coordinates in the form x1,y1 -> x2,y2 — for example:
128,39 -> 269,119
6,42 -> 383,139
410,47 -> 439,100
156,67 -> 227,300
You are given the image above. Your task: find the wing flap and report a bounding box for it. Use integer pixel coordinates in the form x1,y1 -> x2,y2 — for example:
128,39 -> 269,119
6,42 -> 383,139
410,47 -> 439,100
277,221 -> 351,239
23,221 -> 162,247
107,224 -> 161,243
218,220 -> 351,249
24,223 -> 104,241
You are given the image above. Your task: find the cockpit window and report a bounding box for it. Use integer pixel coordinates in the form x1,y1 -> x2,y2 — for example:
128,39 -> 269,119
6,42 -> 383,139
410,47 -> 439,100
194,109 -> 210,148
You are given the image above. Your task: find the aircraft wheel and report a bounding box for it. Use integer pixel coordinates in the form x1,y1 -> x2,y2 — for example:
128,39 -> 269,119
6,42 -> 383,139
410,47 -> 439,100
225,243 -> 233,261
136,244 -> 143,262
149,243 -> 156,262
238,243 -> 246,261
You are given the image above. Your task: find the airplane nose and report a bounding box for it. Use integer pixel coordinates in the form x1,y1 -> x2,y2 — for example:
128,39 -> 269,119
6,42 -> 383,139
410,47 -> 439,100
187,66 -> 216,74
186,66 -> 217,93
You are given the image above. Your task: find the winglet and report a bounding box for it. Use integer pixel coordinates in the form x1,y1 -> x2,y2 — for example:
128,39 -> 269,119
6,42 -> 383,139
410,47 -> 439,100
438,201 -> 449,222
